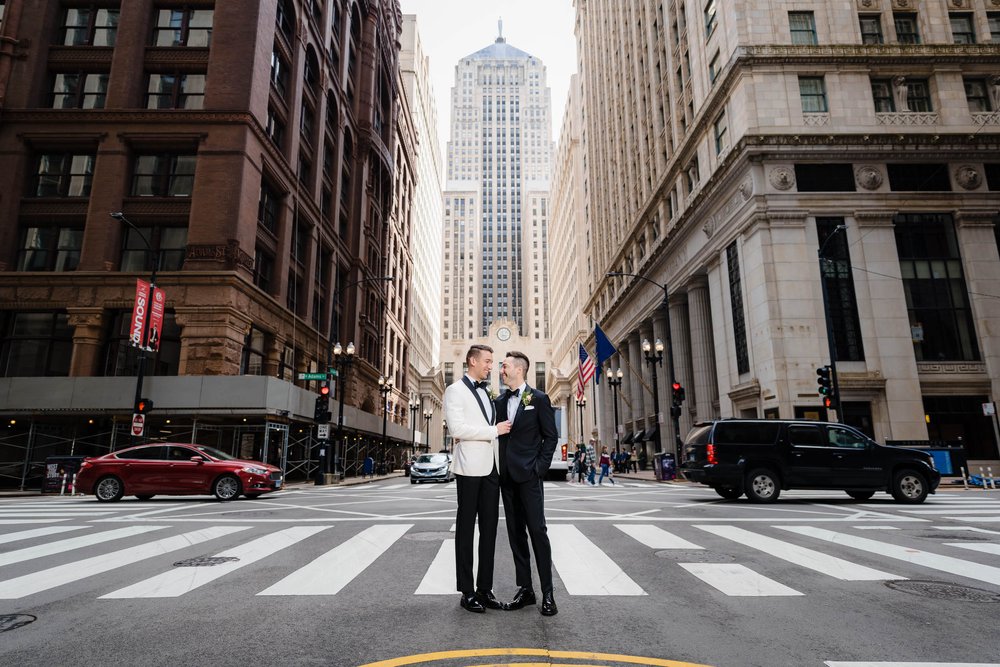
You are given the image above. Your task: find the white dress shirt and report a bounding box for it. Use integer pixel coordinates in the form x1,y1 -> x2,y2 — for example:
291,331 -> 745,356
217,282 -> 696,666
506,382 -> 527,425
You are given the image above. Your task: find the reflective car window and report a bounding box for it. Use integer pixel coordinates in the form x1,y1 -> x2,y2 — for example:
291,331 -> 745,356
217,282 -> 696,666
713,422 -> 780,445
116,446 -> 165,460
684,425 -> 711,446
192,445 -> 237,460
417,454 -> 448,464
827,426 -> 868,449
788,426 -> 823,447
168,446 -> 197,460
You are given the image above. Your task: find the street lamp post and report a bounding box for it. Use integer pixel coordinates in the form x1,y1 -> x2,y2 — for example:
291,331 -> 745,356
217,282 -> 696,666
409,396 -> 419,459
111,212 -> 158,446
642,338 -> 665,459
607,272 -> 681,460
423,408 -> 433,452
332,341 -> 355,479
606,368 -> 624,454
442,419 -> 449,453
818,225 -> 847,423
575,395 -> 587,445
378,376 -> 392,472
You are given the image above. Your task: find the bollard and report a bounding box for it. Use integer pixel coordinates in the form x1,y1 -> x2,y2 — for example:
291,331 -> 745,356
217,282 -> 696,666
989,467 -> 996,490
980,467 -> 988,491
59,473 -> 66,496
70,473 -> 78,496
960,466 -> 968,490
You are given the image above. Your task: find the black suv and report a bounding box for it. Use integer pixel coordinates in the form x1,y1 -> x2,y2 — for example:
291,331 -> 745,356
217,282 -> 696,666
679,420 -> 940,504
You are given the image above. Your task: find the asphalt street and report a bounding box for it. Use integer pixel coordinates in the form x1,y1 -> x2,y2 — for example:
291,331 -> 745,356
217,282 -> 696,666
0,479 -> 999,667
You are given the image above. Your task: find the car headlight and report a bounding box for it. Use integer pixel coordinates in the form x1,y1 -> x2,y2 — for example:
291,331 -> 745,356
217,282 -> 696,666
243,466 -> 268,475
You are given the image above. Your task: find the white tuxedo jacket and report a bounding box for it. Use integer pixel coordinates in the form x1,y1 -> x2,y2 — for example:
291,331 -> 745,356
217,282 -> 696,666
443,378 -> 499,477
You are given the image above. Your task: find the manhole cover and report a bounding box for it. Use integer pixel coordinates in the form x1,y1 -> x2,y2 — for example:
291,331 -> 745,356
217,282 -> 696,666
884,580 -> 1000,603
404,532 -> 454,541
0,614 -> 36,633
172,556 -> 240,567
655,549 -> 734,563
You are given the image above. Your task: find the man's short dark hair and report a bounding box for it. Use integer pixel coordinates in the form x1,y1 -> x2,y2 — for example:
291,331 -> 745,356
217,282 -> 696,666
504,350 -> 529,375
466,344 -> 493,364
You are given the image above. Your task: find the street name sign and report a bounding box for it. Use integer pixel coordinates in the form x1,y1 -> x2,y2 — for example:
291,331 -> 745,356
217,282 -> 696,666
298,372 -> 328,381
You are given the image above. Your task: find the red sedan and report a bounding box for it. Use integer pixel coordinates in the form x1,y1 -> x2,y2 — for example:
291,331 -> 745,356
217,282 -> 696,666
75,443 -> 283,502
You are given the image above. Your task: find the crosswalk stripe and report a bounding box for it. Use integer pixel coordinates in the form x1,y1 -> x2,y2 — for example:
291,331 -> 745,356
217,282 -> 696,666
781,526 -> 1000,587
0,526 -> 164,568
943,542 -> 1000,556
697,525 -> 904,581
0,525 -> 87,546
548,524 -> 645,595
0,519 -> 71,525
100,526 -> 329,598
853,526 -> 900,530
416,527 -> 479,595
0,513 -> 111,518
678,563 -> 803,596
899,509 -> 1000,515
257,524 -> 412,596
616,524 -> 703,549
0,526 -> 248,599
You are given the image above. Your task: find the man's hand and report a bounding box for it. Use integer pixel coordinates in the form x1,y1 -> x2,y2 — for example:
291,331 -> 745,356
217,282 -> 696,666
496,420 -> 512,436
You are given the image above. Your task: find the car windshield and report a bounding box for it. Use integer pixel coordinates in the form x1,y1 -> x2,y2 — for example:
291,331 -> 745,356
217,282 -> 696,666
417,454 -> 448,464
191,445 -> 238,461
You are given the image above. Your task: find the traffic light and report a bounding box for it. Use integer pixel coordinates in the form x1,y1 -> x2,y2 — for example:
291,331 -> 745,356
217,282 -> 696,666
319,381 -> 330,397
314,395 -> 331,423
671,382 -> 686,405
816,366 -> 833,397
136,398 -> 154,414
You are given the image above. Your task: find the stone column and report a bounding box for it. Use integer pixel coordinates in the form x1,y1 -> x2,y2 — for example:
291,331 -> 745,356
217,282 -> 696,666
67,308 -> 106,377
688,276 -> 719,422
668,296 -> 695,439
617,342 -> 632,427
628,331 -> 646,460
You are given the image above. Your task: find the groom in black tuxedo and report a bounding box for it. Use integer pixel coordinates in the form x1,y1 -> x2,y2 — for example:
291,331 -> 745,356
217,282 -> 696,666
495,351 -> 559,616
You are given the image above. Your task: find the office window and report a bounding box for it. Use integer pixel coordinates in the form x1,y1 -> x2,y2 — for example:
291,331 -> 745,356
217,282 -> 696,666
904,79 -> 932,112
859,14 -> 883,44
104,310 -> 180,377
270,49 -> 289,98
51,72 -> 108,109
120,226 -> 188,272
708,51 -> 721,83
132,153 -> 195,196
146,73 -> 205,109
33,153 -> 94,197
266,107 -> 285,148
60,6 -> 118,46
275,0 -> 294,42
0,312 -> 72,377
964,78 -> 991,112
535,362 -> 546,393
789,12 -> 817,45
726,242 -> 750,375
798,76 -> 827,113
704,0 -> 717,37
258,180 -> 281,234
241,327 -> 267,375
795,164 -> 856,192
990,13 -> 1000,43
817,218 -> 864,361
895,213 -> 978,361
949,13 -> 975,44
894,12 -> 920,44
870,78 -> 894,112
253,248 -> 274,292
887,164 -> 950,191
154,8 -> 213,47
17,226 -> 83,271
713,111 -> 728,155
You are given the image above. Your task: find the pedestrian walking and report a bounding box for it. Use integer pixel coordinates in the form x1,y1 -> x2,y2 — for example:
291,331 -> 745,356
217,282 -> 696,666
630,447 -> 639,473
598,446 -> 615,485
575,446 -> 587,484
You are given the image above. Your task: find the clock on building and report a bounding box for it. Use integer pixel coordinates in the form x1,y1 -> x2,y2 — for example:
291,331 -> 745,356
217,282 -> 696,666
497,327 -> 511,341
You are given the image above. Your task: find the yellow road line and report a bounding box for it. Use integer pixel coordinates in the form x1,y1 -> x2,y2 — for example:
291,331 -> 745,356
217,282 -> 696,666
357,648 -> 714,667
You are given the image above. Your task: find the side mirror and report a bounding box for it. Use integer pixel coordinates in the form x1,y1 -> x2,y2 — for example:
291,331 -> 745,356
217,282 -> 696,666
190,456 -> 205,463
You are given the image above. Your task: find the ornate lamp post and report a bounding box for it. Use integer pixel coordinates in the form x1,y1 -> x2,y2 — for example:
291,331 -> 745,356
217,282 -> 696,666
442,419 -> 449,453
575,395 -> 587,445
641,338 -> 665,458
606,367 -> 624,454
409,395 -> 420,459
423,408 -> 433,452
332,341 -> 355,478
378,375 -> 392,472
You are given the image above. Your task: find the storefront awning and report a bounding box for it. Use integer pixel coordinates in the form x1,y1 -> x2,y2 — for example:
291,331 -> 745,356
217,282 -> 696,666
622,431 -> 635,444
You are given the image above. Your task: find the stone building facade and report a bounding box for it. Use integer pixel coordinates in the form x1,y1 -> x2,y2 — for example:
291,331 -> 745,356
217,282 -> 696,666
569,0 -> 1000,464
0,0 -> 413,484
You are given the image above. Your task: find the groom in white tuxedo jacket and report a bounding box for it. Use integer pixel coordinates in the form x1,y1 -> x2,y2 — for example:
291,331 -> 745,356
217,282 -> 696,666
442,344 -> 511,613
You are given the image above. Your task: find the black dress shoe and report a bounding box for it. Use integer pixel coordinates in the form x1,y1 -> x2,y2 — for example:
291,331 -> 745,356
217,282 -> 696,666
540,591 -> 558,616
503,587 -> 536,610
475,590 -> 504,610
460,593 -> 485,613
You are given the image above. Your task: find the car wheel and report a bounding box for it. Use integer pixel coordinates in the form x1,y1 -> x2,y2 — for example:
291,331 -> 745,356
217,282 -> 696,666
410,479 -> 417,484
846,490 -> 875,501
212,474 -> 242,501
744,468 -> 781,503
244,494 -> 261,500
890,469 -> 928,504
95,476 -> 124,503
714,485 -> 743,500
135,495 -> 154,501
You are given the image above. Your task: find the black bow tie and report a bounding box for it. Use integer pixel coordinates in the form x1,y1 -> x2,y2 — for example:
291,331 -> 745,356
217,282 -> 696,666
505,388 -> 521,399
474,380 -> 489,390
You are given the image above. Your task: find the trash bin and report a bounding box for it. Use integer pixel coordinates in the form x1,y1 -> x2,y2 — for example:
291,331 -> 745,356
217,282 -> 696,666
657,453 -> 676,482
43,456 -> 86,494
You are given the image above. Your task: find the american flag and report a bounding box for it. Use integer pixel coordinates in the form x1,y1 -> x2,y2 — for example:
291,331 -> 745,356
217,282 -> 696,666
577,343 -> 596,399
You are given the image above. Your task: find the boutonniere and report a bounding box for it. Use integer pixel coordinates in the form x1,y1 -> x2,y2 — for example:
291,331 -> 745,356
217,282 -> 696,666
521,389 -> 533,407
486,386 -> 498,400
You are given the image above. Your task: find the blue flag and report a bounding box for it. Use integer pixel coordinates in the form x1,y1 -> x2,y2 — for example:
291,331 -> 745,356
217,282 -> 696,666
594,324 -> 617,384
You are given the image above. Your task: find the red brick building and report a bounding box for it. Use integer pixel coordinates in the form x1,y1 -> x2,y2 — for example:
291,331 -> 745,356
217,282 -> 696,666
0,0 -> 413,486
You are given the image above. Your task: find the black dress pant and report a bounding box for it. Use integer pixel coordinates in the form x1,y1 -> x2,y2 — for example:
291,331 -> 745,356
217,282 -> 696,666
500,474 -> 553,594
454,467 -> 500,594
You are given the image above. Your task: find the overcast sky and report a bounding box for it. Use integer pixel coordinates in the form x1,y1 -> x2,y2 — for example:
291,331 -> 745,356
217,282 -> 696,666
399,0 -> 578,164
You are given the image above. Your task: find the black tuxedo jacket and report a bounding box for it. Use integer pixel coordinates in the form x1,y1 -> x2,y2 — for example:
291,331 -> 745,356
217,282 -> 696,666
495,386 -> 559,483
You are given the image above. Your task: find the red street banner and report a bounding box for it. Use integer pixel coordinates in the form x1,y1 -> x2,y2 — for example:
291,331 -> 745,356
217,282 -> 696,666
148,286 -> 165,352
130,279 -> 150,348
